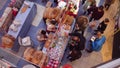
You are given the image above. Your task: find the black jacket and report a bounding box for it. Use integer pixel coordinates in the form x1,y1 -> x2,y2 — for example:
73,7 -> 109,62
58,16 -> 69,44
87,6 -> 104,20
69,32 -> 86,51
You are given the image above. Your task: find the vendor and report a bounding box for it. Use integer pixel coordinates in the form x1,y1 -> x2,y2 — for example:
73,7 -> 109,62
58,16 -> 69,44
46,19 -> 57,34
95,18 -> 109,33
37,29 -> 48,42
87,5 -> 104,22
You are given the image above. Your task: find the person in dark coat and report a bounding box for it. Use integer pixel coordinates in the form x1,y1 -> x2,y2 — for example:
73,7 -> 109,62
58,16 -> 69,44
67,48 -> 82,62
67,32 -> 86,61
94,18 -> 109,35
87,5 -> 104,22
68,32 -> 86,51
75,16 -> 89,35
81,0 -> 87,5
96,18 -> 109,33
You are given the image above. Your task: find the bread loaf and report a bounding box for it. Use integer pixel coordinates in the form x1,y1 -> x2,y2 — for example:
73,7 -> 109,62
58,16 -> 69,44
51,8 -> 61,19
31,51 -> 43,64
23,47 -> 35,61
38,54 -> 47,68
1,34 -> 15,48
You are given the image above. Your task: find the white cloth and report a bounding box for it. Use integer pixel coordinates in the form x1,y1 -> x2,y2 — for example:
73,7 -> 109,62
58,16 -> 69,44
23,64 -> 36,68
58,1 -> 66,9
22,36 -> 31,46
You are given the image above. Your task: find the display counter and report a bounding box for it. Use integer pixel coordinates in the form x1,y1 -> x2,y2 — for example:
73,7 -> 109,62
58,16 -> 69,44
41,1 -> 79,67
7,1 -> 37,52
7,1 -> 37,39
42,18 -> 75,68
0,0 -> 79,68
0,7 -> 13,31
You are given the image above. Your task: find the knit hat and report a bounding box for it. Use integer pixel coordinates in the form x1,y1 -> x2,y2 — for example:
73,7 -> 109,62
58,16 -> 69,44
69,32 -> 81,38
104,18 -> 109,22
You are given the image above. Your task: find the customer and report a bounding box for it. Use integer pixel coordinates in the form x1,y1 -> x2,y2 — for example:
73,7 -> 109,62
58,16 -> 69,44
87,5 -> 104,21
95,18 -> 109,33
67,32 -> 86,61
84,20 -> 100,40
83,20 -> 100,51
37,29 -> 48,42
75,16 -> 89,35
67,48 -> 82,62
86,30 -> 106,53
83,0 -> 96,14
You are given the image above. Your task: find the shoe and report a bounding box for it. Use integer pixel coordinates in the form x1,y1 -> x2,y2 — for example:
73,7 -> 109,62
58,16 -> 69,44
85,49 -> 93,53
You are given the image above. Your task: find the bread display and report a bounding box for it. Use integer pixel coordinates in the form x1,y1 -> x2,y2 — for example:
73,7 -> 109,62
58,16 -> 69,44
44,56 -> 49,65
66,15 -> 74,25
38,54 -> 47,68
55,9 -> 63,23
31,51 -> 43,64
23,47 -> 49,68
44,33 -> 55,48
23,47 -> 35,61
64,24 -> 71,30
43,7 -> 54,19
43,7 -> 62,21
1,34 -> 15,48
43,8 -> 49,18
61,14 -> 74,25
44,40 -> 52,48
51,8 -> 61,19
61,14 -> 67,24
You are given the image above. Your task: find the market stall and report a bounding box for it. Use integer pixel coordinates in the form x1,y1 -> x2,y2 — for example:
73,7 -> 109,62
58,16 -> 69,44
41,0 -> 80,68
0,7 -> 13,32
0,0 -> 81,68
57,0 -> 80,17
43,19 -> 75,68
7,1 -> 37,52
